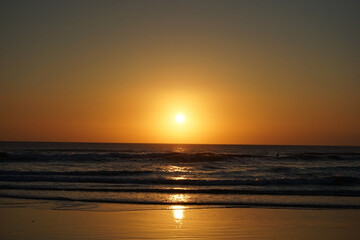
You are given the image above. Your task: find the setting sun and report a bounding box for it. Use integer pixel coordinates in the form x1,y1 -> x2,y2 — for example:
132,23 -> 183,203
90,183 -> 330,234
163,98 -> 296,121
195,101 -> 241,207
0,1 -> 359,240
175,114 -> 185,123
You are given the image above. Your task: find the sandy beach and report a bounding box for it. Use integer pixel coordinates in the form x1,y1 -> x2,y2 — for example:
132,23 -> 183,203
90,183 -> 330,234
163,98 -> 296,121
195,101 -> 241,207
1,198 -> 359,240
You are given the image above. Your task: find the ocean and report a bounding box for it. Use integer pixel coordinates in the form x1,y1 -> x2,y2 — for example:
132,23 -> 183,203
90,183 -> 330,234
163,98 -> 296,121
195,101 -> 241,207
0,142 -> 359,209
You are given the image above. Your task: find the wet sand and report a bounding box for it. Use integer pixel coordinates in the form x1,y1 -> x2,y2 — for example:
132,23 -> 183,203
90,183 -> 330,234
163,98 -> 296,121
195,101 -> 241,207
0,198 -> 359,240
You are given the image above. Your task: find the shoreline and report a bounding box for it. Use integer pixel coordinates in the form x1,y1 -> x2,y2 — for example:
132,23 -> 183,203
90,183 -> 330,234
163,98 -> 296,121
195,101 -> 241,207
1,195 -> 360,210
1,198 -> 360,240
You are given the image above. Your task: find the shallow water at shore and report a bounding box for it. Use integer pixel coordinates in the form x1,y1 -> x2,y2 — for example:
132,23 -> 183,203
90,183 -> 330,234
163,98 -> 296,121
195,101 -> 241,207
1,198 -> 359,240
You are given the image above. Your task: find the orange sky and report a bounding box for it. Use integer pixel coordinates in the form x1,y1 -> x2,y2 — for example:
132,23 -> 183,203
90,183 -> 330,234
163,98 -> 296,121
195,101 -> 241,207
0,1 -> 359,145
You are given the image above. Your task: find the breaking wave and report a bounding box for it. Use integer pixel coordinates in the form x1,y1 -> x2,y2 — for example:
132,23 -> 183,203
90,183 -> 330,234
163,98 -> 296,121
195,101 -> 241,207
0,171 -> 359,187
1,151 -> 359,162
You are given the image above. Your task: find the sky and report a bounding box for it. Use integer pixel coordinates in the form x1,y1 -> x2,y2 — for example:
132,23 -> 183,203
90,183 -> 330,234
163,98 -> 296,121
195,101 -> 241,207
0,0 -> 359,145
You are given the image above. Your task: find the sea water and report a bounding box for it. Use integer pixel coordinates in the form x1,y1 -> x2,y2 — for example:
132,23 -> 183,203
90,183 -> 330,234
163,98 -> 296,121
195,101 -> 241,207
0,142 -> 359,209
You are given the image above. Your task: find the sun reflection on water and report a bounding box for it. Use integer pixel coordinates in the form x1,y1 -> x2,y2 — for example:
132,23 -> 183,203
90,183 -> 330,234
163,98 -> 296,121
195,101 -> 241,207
166,165 -> 187,172
172,146 -> 186,153
171,205 -> 185,227
169,194 -> 189,203
171,205 -> 184,220
172,176 -> 186,180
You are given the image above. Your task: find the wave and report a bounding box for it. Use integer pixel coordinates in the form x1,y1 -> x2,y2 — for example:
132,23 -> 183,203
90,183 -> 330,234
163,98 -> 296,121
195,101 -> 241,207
0,185 -> 359,197
1,150 -> 359,162
0,193 -> 359,209
279,152 -> 360,161
0,170 -> 155,176
0,175 -> 359,186
0,151 -> 260,162
2,165 -> 359,180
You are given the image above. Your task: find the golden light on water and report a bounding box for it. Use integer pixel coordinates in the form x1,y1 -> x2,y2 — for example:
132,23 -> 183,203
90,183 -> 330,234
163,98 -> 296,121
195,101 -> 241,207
171,205 -> 185,220
169,194 -> 189,203
166,165 -> 187,173
173,176 -> 186,180
171,205 -> 185,228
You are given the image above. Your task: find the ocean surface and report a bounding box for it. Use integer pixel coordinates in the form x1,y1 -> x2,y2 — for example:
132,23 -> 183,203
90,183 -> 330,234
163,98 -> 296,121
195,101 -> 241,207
0,142 -> 359,209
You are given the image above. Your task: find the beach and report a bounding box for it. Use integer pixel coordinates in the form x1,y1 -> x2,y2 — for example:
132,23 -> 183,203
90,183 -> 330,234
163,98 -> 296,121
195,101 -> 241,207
1,198 -> 359,240
2,0 -> 360,239
1,142 -> 359,239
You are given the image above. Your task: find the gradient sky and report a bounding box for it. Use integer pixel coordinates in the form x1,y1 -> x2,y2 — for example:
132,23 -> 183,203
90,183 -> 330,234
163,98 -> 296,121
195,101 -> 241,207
1,0 -> 359,145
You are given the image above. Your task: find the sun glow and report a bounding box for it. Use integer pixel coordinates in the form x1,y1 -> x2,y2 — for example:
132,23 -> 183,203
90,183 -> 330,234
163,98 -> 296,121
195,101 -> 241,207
175,113 -> 185,123
145,91 -> 213,144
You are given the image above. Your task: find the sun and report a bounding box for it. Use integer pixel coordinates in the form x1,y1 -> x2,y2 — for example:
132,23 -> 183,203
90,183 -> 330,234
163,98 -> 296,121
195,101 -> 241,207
175,113 -> 185,123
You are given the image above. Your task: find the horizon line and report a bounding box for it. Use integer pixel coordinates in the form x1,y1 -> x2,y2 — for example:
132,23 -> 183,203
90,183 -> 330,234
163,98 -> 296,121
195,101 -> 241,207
0,140 -> 359,148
